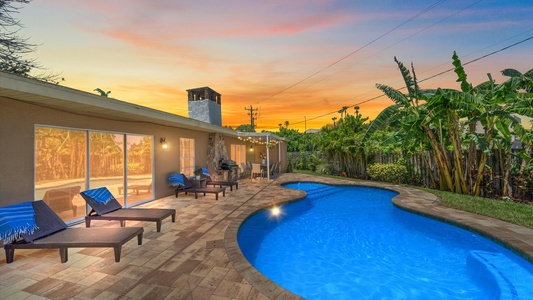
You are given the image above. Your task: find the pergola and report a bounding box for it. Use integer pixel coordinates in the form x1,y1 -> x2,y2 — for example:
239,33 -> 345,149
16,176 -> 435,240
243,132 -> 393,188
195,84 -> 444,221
237,132 -> 285,180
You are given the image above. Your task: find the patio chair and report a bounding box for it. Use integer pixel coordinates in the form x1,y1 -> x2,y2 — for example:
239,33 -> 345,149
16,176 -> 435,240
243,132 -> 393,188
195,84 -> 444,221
80,187 -> 175,232
2,200 -> 143,263
270,162 -> 279,177
240,162 -> 250,179
251,163 -> 263,179
198,168 -> 238,191
169,173 -> 226,200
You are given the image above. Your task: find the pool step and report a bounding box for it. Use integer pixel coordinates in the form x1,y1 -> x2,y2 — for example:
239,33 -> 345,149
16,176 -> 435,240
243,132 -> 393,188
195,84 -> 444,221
468,250 -> 533,300
305,186 -> 339,199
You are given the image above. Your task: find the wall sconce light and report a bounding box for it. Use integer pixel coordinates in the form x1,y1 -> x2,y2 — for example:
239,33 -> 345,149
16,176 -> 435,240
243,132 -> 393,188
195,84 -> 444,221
249,145 -> 253,151
160,138 -> 168,150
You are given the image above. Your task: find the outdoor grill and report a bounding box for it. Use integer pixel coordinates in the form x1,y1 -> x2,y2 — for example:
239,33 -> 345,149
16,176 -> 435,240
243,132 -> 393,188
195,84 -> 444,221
219,159 -> 239,180
220,159 -> 238,171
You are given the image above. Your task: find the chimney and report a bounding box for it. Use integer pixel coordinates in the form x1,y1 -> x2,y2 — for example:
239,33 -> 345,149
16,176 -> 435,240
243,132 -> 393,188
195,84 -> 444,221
186,86 -> 222,126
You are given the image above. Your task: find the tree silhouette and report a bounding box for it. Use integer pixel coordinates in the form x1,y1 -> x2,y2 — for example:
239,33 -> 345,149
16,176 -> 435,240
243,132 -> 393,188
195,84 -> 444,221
0,0 -> 60,82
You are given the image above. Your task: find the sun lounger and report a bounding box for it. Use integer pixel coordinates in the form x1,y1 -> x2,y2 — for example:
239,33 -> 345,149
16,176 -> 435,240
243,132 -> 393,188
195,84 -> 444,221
80,187 -> 175,232
198,168 -> 238,191
169,173 -> 226,200
2,200 -> 143,263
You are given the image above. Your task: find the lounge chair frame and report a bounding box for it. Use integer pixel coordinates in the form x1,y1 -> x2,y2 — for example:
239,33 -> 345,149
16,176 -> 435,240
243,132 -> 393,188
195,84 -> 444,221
172,174 -> 226,200
200,174 -> 238,191
80,188 -> 176,232
3,201 -> 143,263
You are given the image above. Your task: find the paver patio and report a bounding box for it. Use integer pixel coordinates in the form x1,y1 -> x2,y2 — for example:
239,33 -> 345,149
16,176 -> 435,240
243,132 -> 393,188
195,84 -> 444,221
2,173 -> 533,299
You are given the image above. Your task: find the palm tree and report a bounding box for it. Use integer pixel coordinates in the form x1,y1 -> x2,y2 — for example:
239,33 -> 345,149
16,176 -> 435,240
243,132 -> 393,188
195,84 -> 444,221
442,56 -> 532,197
362,53 -> 532,197
364,57 -> 474,193
493,68 -> 533,196
338,106 -> 348,119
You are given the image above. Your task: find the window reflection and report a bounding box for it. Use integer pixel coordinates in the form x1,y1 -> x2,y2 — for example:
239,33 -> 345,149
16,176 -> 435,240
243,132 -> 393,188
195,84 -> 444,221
180,138 -> 195,176
89,132 -> 125,205
35,127 -> 86,222
126,135 -> 153,205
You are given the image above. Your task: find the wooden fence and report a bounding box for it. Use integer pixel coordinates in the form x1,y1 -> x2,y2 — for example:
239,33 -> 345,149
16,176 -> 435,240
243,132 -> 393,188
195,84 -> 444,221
374,150 -> 532,200
288,149 -> 532,200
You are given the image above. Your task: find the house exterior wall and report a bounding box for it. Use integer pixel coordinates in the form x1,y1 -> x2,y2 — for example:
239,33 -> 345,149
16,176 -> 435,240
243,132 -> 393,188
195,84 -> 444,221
0,96 -> 212,206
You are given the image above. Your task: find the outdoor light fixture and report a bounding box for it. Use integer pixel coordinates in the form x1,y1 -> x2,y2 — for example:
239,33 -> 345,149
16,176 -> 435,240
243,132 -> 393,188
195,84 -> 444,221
160,137 -> 168,150
250,145 -> 253,151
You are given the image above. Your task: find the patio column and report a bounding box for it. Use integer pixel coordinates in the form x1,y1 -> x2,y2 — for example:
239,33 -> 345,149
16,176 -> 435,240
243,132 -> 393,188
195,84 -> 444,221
266,135 -> 270,180
278,140 -> 281,174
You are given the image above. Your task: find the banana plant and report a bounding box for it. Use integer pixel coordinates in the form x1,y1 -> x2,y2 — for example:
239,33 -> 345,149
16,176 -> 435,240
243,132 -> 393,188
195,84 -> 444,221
363,57 -> 459,191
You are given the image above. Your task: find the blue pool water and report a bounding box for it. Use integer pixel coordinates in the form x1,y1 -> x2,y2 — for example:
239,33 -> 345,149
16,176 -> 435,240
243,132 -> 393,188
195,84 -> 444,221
237,182 -> 533,299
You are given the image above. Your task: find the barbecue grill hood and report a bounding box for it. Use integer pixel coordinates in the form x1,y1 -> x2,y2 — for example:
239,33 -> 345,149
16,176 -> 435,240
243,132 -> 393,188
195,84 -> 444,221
220,159 -> 238,170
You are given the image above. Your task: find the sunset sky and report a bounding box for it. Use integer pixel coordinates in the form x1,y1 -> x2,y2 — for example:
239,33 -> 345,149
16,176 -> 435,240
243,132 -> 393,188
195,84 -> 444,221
17,0 -> 533,131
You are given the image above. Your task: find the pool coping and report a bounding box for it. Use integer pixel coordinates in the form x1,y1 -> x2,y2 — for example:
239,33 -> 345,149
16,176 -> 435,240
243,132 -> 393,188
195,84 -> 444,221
224,173 -> 533,299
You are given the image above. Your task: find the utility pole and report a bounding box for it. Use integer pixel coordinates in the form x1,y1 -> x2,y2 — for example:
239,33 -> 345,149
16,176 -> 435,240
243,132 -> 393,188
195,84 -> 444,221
244,105 -> 259,129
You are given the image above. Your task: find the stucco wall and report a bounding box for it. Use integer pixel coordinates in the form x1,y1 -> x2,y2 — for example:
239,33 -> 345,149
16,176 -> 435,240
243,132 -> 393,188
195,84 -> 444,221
0,97 -> 213,206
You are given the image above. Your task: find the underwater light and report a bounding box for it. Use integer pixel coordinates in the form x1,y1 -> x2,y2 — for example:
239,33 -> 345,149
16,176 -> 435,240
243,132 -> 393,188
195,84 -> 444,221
271,206 -> 281,216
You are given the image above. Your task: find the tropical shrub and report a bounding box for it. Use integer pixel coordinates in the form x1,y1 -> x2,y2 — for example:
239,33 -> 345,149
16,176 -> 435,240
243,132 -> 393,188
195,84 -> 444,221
296,154 -> 308,170
307,154 -> 321,171
316,162 -> 339,175
367,163 -> 408,184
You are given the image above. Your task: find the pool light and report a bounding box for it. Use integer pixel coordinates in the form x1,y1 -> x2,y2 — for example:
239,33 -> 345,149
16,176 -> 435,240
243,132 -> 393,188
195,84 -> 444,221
271,206 -> 281,217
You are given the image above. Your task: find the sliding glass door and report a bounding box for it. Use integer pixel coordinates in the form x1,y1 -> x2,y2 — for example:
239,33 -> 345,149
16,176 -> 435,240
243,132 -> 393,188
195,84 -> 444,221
35,126 -> 154,222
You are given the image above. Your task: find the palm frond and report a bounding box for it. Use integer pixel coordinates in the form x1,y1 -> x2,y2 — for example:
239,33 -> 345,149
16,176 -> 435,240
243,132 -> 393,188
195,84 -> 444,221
501,68 -> 522,78
375,84 -> 409,105
362,104 -> 400,144
411,62 -> 420,102
394,57 -> 416,100
510,98 -> 533,117
452,52 -> 472,93
523,68 -> 533,77
443,90 -> 484,106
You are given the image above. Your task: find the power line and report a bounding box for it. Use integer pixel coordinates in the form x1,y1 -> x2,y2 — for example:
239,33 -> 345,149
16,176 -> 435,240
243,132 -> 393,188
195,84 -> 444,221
256,0 -> 447,104
419,35 -> 533,83
277,0 -> 484,99
284,35 -> 533,128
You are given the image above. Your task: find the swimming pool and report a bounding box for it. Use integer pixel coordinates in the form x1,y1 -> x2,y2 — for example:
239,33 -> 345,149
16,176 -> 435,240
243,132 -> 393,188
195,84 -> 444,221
237,182 -> 533,299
